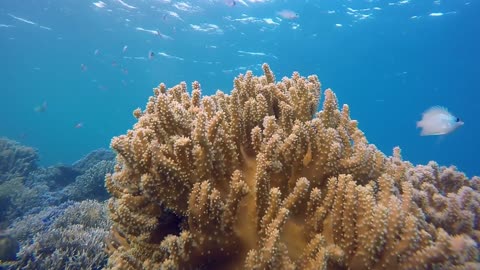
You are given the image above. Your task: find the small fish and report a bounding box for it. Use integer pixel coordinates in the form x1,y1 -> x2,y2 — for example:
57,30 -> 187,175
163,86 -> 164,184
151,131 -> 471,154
34,101 -> 47,112
416,106 -> 464,136
122,45 -> 128,53
277,10 -> 299,20
94,49 -> 100,55
115,0 -> 137,9
74,122 -> 83,128
80,64 -> 87,71
166,11 -> 184,21
155,30 -> 173,40
148,50 -> 155,60
93,1 -> 106,8
225,0 -> 236,7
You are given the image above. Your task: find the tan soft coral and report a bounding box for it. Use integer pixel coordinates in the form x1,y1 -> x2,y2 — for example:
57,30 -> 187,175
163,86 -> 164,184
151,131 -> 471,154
105,64 -> 479,270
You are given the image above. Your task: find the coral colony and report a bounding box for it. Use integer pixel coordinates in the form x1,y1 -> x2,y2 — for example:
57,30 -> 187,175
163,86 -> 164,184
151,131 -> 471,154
104,64 -> 479,269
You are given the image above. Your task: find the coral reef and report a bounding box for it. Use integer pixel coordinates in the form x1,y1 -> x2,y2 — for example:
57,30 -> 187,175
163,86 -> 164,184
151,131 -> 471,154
9,200 -> 111,270
0,144 -> 115,228
8,202 -> 76,244
0,233 -> 19,262
0,176 -> 48,227
0,137 -> 38,182
62,160 -> 115,201
0,143 -> 116,268
72,149 -> 115,173
0,138 -> 40,227
104,64 -> 479,269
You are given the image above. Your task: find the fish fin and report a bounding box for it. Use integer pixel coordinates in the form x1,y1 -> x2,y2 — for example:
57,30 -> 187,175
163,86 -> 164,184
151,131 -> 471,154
420,128 -> 446,136
423,132 -> 446,136
423,106 -> 450,116
421,106 -> 455,125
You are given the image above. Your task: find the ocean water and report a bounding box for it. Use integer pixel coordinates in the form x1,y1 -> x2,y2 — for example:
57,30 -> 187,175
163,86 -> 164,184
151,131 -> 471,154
0,0 -> 478,177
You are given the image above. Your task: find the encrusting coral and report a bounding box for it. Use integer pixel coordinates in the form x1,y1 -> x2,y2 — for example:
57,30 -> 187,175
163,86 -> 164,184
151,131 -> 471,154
105,64 -> 479,270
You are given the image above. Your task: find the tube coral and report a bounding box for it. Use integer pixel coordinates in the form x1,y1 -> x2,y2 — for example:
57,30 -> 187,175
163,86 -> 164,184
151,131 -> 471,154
105,64 -> 479,270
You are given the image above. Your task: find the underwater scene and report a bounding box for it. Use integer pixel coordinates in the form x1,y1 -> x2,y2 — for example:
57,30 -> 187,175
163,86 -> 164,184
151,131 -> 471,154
0,0 -> 479,269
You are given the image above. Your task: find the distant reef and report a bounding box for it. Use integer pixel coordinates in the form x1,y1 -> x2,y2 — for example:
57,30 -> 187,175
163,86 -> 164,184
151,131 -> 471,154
0,137 -> 114,269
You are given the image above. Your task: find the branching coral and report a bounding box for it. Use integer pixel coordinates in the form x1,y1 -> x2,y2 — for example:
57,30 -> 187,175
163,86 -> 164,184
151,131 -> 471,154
10,200 -> 111,270
0,137 -> 38,181
105,64 -> 479,270
62,160 -> 115,201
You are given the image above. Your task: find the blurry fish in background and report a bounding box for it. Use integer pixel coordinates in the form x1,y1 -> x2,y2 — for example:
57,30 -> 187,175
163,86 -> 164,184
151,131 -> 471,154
148,51 -> 155,60
93,1 -> 106,8
136,27 -> 173,39
115,0 -> 137,9
122,45 -> 128,53
8,13 -> 52,30
236,0 -> 248,6
225,0 -> 236,7
277,10 -> 299,20
166,11 -> 184,22
80,63 -> 87,71
34,101 -> 48,113
155,30 -> 174,40
416,106 -> 464,136
8,13 -> 36,25
74,122 -> 83,129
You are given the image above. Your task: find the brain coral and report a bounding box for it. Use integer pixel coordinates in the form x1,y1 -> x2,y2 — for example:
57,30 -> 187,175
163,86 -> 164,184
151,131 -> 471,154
105,64 -> 479,270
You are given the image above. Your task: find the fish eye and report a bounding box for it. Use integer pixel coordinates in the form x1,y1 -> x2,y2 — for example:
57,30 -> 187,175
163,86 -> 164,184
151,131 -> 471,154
456,117 -> 460,122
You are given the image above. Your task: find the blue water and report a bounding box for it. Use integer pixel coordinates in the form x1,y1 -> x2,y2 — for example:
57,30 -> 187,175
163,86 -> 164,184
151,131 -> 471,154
0,0 -> 478,176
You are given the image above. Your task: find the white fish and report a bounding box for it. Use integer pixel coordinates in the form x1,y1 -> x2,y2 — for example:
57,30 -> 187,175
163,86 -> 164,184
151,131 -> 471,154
238,50 -> 267,56
237,0 -> 248,6
263,18 -> 279,25
135,27 -> 173,39
38,25 -> 52,30
8,14 -> 52,30
136,27 -> 156,34
277,10 -> 299,20
238,50 -> 278,59
8,14 -> 37,25
416,106 -> 463,136
166,11 -> 184,21
93,1 -> 106,8
115,0 -> 137,9
429,11 -> 456,17
158,52 -> 184,61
